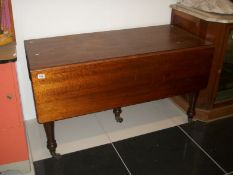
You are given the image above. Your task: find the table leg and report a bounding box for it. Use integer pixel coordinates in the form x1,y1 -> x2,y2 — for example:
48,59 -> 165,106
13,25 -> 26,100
43,121 -> 60,158
187,92 -> 199,122
113,107 -> 123,123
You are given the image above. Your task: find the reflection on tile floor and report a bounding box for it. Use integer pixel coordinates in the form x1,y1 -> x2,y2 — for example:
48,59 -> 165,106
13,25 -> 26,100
181,117 -> 233,173
113,127 -> 224,175
34,144 -> 129,175
96,100 -> 186,142
26,99 -> 187,162
33,116 -> 233,175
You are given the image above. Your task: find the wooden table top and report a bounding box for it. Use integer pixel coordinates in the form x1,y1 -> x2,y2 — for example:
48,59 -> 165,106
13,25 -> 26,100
25,25 -> 212,71
0,42 -> 17,63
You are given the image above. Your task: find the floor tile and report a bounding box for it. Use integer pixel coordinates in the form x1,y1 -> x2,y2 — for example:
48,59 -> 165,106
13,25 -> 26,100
33,144 -> 129,175
25,114 -> 109,161
180,116 -> 233,173
96,99 -> 187,142
113,127 -> 224,175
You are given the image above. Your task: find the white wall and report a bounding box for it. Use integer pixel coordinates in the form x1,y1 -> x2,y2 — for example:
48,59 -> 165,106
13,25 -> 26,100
11,0 -> 177,120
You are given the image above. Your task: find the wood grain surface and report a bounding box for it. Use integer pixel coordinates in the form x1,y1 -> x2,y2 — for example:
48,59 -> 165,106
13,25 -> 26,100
25,25 -> 211,70
25,25 -> 214,123
0,42 -> 16,63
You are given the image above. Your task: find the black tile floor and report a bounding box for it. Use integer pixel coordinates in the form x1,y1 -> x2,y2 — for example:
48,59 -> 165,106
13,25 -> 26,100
34,116 -> 233,175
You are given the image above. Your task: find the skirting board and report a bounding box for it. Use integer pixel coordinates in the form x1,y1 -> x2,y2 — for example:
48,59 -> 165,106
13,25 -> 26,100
0,160 -> 31,174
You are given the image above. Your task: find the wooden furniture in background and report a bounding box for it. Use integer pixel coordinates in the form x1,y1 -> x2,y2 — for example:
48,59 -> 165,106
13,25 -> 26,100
171,6 -> 233,121
0,42 -> 16,62
25,25 -> 213,157
0,1 -> 29,173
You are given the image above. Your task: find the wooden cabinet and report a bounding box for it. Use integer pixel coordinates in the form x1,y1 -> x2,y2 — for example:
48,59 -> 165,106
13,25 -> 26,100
0,0 -> 29,172
171,7 -> 233,120
216,27 -> 233,102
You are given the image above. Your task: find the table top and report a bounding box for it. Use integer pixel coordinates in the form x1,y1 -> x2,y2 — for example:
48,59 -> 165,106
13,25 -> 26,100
0,42 -> 17,64
25,25 -> 212,71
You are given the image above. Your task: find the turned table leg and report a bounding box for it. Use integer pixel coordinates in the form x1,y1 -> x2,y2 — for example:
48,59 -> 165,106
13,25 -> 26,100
187,92 -> 199,122
113,107 -> 123,123
43,121 -> 60,158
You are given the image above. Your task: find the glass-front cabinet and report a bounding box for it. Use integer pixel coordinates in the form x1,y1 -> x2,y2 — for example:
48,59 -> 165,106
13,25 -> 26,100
171,6 -> 233,121
217,29 -> 233,102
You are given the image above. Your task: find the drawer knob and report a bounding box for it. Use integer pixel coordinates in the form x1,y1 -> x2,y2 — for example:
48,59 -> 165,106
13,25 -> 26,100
6,94 -> 13,100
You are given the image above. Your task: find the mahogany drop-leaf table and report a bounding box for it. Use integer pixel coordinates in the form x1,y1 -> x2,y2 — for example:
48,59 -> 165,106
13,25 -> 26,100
25,25 -> 214,157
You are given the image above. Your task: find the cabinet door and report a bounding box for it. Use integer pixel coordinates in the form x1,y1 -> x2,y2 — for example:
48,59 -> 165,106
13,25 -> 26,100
216,28 -> 233,102
0,63 -> 22,130
0,62 -> 29,165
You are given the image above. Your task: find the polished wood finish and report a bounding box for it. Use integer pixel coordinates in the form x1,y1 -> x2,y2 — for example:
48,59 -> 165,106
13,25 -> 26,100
173,96 -> 233,121
25,25 -> 213,124
25,25 -> 213,156
28,47 -> 212,124
25,25 -> 211,71
187,92 -> 199,122
171,9 -> 233,120
0,42 -> 16,63
43,122 -> 60,158
43,122 -> 57,156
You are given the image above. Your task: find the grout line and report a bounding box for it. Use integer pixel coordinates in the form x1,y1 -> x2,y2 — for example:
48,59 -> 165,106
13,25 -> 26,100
96,116 -> 132,175
225,171 -> 233,175
111,142 -> 132,175
178,126 -> 227,174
